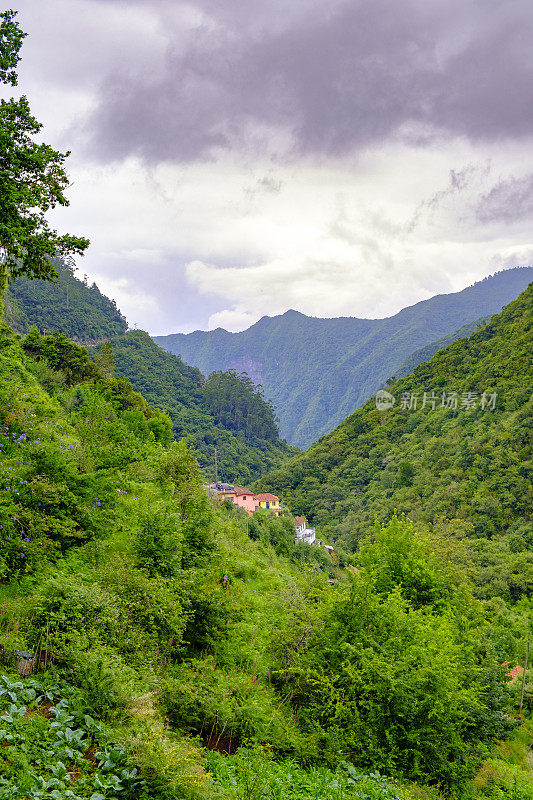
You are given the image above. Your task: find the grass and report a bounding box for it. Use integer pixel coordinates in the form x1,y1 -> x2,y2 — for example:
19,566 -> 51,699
473,719 -> 533,800
205,747 -> 407,800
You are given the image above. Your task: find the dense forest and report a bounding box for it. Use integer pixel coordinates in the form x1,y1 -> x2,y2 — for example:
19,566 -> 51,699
5,258 -> 128,342
0,316 -> 531,800
3,257 -> 294,484
95,331 -> 296,484
256,285 -> 533,602
155,267 -> 533,446
203,370 -> 280,444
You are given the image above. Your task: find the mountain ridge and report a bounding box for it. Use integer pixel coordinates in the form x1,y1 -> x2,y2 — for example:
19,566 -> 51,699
255,283 -> 533,601
155,266 -> 533,446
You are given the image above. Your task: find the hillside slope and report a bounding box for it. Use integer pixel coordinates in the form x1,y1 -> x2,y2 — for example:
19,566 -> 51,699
5,257 -> 127,342
4,258 -> 294,484
155,267 -> 533,446
0,320 -> 530,798
392,316 -> 488,381
97,330 -> 296,484
256,284 -> 533,600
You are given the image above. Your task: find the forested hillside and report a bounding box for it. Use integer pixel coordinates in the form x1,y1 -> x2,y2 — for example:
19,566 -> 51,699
392,316 -> 488,381
155,267 -> 533,446
256,284 -> 533,601
95,330 -> 295,484
0,319 -> 531,800
4,258 -> 294,484
5,258 -> 127,342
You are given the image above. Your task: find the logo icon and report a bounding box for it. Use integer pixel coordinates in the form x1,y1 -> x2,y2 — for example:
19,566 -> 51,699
375,390 -> 395,411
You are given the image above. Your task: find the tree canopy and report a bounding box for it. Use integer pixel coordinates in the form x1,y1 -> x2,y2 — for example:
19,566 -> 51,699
0,10 -> 88,308
204,369 -> 280,444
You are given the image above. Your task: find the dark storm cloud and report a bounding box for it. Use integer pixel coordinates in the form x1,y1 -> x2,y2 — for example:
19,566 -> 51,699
476,174 -> 533,224
80,0 -> 533,163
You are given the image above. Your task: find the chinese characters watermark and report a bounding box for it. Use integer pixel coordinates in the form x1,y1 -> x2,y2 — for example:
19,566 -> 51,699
376,389 -> 497,412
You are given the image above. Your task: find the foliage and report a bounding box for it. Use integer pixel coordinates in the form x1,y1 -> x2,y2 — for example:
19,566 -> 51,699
160,657 -> 302,756
0,308 -> 530,799
357,516 -> 451,608
155,268 -> 533,446
204,370 -> 279,444
5,257 -> 127,342
283,541 -> 516,787
93,330 -> 296,484
472,719 -> 533,800
257,285 -> 533,601
206,748 -> 405,800
0,12 -> 88,310
0,674 -> 144,799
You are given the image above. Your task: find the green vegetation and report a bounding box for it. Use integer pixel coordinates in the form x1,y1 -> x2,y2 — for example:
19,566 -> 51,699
6,264 -> 295,484
5,257 -> 128,342
0,11 -> 88,311
0,674 -> 144,799
2,8 -> 530,798
392,317 -> 489,382
257,285 -> 533,601
205,749 -> 407,800
155,267 -> 533,446
95,330 -> 296,484
0,316 -> 531,799
204,370 -> 279,444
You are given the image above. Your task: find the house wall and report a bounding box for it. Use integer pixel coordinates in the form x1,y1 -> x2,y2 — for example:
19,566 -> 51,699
259,499 -> 281,515
233,493 -> 258,514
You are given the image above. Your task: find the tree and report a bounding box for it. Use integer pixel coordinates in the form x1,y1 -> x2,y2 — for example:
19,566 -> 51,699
0,10 -> 89,312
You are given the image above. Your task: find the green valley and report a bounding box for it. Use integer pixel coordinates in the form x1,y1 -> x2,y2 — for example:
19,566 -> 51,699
155,267 -> 533,447
93,330 -> 296,484
0,319 -> 531,800
256,284 -> 533,602
6,259 -> 295,484
0,9 -> 531,799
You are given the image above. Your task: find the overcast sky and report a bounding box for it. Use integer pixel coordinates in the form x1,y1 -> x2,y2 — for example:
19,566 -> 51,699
9,0 -> 533,333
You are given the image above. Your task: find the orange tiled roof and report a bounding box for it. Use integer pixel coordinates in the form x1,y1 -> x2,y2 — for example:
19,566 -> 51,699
504,663 -> 524,683
255,493 -> 280,502
294,516 -> 306,526
233,486 -> 254,495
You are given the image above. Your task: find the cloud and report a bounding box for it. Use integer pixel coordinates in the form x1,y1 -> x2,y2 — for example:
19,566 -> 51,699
407,162 -> 491,233
77,0 -> 533,165
476,174 -> 533,224
10,0 -> 533,336
207,308 -> 258,332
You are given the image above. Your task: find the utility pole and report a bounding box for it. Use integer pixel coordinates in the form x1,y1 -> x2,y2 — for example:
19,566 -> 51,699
519,638 -> 529,716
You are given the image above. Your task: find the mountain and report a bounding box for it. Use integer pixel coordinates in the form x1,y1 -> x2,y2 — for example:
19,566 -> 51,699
155,267 -> 533,447
93,330 -> 296,484
256,284 -> 533,601
392,316 -> 489,381
5,257 -> 128,342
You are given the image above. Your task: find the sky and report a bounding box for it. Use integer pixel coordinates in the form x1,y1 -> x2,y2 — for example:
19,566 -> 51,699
8,0 -> 533,334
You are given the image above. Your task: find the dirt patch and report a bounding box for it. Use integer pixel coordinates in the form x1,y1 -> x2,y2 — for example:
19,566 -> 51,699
69,765 -> 83,783
203,732 -> 240,755
83,743 -> 98,766
23,700 -> 53,719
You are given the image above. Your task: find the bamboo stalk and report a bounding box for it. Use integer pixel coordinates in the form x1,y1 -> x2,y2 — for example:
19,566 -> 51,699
519,638 -> 529,717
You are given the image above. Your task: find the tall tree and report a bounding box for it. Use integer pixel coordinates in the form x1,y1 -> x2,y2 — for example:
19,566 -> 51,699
0,9 -> 88,312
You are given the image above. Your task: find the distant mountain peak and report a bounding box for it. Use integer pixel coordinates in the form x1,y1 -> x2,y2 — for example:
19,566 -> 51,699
155,266 -> 533,447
